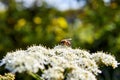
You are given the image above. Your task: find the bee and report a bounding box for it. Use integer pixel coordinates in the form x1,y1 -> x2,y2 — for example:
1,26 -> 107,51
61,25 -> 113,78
60,38 -> 72,47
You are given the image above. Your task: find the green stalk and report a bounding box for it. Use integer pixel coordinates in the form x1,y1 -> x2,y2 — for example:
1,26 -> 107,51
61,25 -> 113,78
27,71 -> 43,80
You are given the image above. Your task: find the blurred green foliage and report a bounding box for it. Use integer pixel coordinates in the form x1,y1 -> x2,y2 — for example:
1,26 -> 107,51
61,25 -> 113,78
0,0 -> 120,59
0,0 -> 120,80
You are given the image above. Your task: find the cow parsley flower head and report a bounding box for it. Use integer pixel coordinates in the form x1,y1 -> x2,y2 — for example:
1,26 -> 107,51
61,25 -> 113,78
0,46 -> 48,73
91,52 -> 118,69
73,58 -> 101,75
42,67 -> 64,80
0,45 -> 119,80
72,49 -> 91,58
54,45 -> 71,49
53,45 -> 91,59
66,67 -> 97,80
26,45 -> 48,55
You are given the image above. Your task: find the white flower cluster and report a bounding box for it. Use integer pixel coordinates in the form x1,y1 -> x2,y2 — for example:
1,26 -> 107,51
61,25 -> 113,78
0,45 -> 118,80
91,52 -> 118,68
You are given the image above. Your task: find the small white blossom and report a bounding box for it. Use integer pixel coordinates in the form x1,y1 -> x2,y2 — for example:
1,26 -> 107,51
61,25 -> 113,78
42,67 -> 64,80
66,67 -> 97,80
72,58 -> 101,75
26,45 -> 48,56
0,46 -> 48,73
73,49 -> 91,58
91,52 -> 118,68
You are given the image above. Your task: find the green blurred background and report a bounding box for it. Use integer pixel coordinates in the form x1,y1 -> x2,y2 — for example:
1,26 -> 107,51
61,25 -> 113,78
0,0 -> 120,80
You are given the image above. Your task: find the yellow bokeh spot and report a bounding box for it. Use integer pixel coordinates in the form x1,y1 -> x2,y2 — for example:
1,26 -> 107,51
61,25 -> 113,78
17,18 -> 26,27
33,17 -> 42,24
52,17 -> 68,29
57,17 -> 68,28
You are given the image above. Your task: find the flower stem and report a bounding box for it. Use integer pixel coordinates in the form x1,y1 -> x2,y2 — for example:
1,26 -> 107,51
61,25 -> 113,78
27,71 -> 43,80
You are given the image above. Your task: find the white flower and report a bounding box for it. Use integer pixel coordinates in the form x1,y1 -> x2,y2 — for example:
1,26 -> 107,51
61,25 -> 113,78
0,45 -> 118,80
72,58 -> 101,75
91,52 -> 118,68
0,46 -> 48,73
26,45 -> 48,55
42,67 -> 64,80
54,45 -> 71,49
66,67 -> 97,80
73,49 -> 91,58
